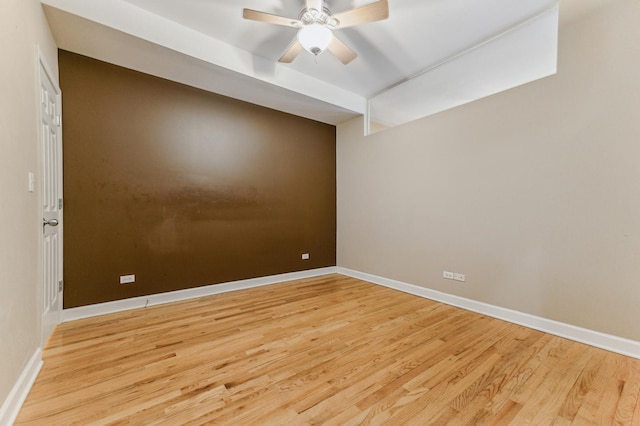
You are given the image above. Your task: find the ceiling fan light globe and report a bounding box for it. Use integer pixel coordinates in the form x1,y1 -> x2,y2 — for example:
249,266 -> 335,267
297,24 -> 332,55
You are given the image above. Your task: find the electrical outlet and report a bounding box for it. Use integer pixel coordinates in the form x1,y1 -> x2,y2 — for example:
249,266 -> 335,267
443,271 -> 454,279
454,273 -> 466,282
302,253 -> 310,260
120,274 -> 135,284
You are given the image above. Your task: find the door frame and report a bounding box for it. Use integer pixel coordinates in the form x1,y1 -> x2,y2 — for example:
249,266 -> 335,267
38,47 -> 63,347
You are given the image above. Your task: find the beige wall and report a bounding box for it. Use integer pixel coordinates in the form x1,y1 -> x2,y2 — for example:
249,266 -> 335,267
337,1 -> 640,341
0,0 -> 57,405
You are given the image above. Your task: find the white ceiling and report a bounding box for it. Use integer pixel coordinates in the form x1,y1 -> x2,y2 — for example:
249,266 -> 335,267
370,6 -> 559,128
122,0 -> 556,97
41,0 -> 610,126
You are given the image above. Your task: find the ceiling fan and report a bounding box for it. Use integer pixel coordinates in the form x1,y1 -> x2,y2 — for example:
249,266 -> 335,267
243,0 -> 389,65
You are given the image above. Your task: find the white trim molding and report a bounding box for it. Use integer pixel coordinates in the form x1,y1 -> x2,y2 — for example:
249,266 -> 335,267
63,267 -> 338,322
338,267 -> 640,360
0,349 -> 43,426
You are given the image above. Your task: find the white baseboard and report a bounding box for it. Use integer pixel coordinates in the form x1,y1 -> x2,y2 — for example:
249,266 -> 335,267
338,267 -> 640,360
63,267 -> 338,322
61,265 -> 640,358
0,348 -> 43,426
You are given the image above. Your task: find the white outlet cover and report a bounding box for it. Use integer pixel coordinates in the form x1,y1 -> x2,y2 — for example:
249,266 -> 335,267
302,253 -> 310,260
120,274 -> 135,284
454,273 -> 466,282
443,271 -> 454,279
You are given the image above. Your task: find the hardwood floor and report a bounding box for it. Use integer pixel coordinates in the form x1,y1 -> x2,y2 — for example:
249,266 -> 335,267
15,274 -> 640,425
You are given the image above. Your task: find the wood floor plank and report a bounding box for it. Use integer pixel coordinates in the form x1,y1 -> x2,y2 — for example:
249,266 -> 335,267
556,347 -> 607,422
470,334 -> 555,424
510,341 -> 591,424
573,351 -> 625,424
14,274 -> 640,425
633,366 -> 640,425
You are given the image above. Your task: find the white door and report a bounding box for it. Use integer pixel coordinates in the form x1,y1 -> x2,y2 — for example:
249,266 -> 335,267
40,55 -> 63,346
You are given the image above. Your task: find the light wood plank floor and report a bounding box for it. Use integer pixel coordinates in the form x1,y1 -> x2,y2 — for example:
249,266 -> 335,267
16,274 -> 640,425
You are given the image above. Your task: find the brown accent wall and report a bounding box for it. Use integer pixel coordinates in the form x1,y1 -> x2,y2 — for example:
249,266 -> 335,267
60,51 -> 336,308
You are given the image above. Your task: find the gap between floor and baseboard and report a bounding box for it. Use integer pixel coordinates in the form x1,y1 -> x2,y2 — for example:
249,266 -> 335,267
62,267 -> 339,322
337,267 -> 640,360
0,349 -> 42,426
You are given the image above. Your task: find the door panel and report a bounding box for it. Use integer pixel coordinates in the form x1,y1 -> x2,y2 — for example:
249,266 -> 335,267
40,57 -> 62,346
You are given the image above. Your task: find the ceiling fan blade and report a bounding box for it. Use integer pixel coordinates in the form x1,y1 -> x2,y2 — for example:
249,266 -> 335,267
332,0 -> 389,29
305,0 -> 323,11
278,39 -> 304,63
327,35 -> 357,65
243,9 -> 301,27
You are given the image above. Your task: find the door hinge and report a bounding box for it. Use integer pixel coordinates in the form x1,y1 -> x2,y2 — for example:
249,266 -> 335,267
55,115 -> 62,127
58,198 -> 63,210
58,280 -> 63,292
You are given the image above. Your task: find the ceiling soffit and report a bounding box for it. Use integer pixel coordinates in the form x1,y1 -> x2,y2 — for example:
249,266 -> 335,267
43,0 -> 563,128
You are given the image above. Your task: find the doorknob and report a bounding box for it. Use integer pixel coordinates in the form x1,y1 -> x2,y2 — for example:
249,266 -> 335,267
43,218 -> 59,227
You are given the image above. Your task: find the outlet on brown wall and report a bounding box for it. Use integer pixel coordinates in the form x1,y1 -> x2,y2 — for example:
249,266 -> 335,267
59,51 -> 336,308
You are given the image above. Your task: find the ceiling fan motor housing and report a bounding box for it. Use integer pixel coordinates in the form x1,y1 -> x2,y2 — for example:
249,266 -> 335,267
299,7 -> 339,28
